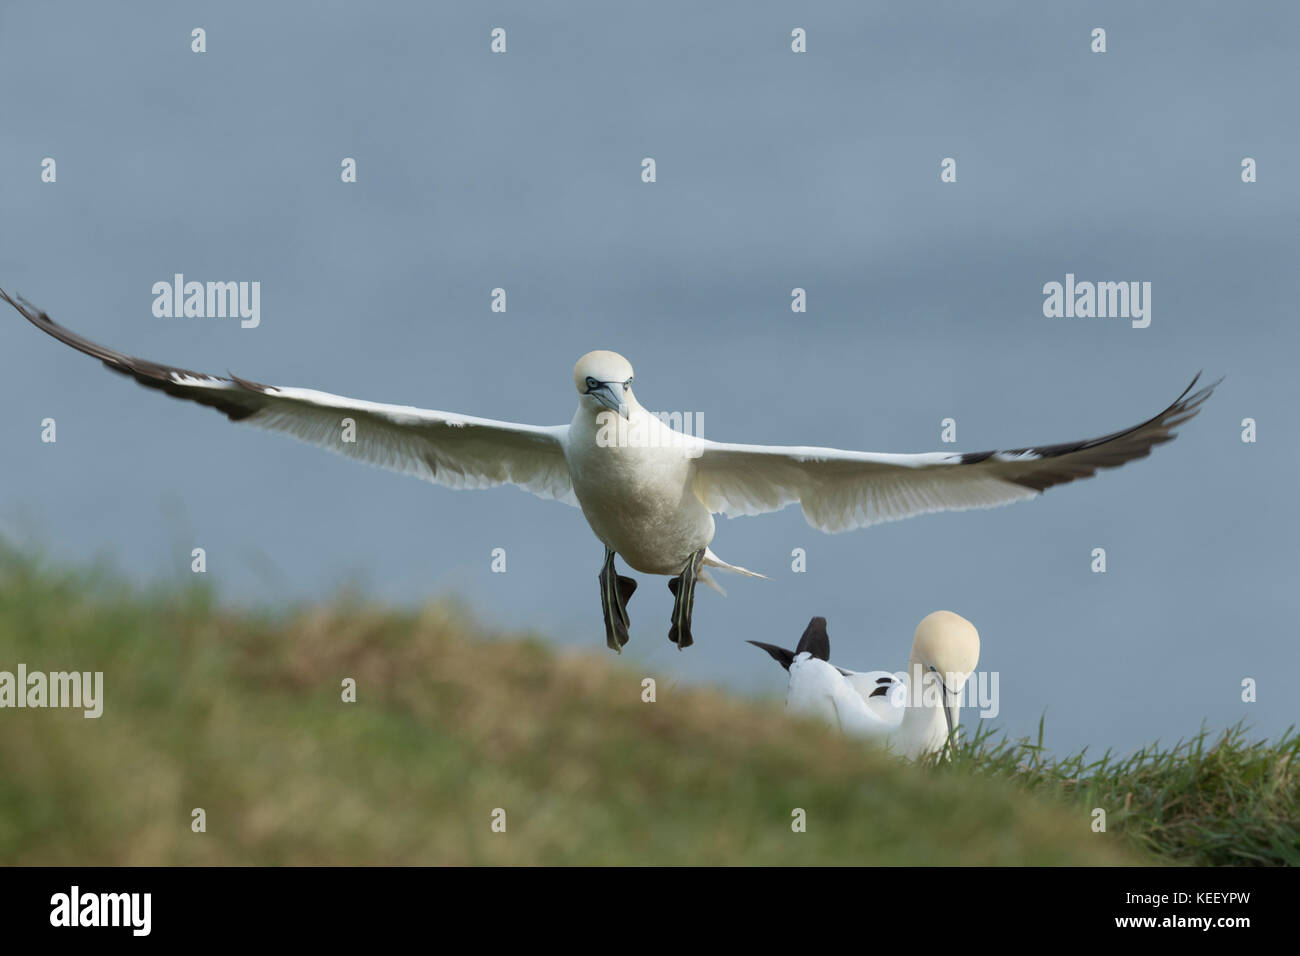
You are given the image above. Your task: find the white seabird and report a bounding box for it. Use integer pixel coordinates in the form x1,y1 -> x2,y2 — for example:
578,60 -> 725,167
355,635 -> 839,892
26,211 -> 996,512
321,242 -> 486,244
749,612 -> 981,758
2,289 -> 1217,651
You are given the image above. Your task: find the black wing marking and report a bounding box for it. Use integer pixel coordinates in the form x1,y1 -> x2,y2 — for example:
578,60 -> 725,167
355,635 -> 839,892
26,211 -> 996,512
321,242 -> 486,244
957,373 -> 1220,493
746,640 -> 795,670
794,616 -> 831,662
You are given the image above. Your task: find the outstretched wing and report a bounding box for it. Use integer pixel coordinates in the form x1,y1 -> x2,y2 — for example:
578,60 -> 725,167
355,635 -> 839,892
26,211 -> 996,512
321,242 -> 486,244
691,375 -> 1217,533
3,289 -> 576,505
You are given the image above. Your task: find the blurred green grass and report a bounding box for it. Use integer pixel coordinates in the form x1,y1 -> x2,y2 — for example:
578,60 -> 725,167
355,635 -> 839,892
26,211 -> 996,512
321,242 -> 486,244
0,543 -> 1179,865
948,719 -> 1299,866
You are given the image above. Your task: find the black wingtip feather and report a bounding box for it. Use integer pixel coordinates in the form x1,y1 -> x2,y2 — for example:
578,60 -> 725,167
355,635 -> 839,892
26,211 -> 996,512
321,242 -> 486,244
975,373 -> 1223,493
2,287 -> 264,422
746,640 -> 795,670
794,616 -> 831,662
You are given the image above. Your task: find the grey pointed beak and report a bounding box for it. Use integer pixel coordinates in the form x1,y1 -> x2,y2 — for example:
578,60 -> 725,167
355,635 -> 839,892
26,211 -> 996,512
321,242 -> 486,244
592,382 -> 629,419
938,677 -> 958,747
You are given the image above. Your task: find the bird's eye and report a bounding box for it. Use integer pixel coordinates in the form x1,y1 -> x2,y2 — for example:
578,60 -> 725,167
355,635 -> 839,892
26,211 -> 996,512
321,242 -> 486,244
928,665 -> 937,672
625,378 -> 633,387
585,377 -> 599,391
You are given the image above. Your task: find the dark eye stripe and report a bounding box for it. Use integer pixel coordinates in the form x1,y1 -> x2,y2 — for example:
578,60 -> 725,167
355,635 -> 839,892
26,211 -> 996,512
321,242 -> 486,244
585,376 -> 633,393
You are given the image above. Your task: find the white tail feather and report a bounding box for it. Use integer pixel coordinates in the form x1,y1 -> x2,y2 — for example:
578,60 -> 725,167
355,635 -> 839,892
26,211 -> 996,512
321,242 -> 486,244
707,548 -> 764,587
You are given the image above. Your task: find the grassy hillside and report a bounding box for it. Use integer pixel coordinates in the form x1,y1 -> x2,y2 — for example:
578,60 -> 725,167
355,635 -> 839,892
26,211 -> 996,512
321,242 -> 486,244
0,545 -> 1287,866
950,720 -> 1299,866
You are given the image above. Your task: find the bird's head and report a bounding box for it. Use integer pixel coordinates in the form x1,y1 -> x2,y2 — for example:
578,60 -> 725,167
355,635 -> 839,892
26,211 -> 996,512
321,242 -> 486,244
909,610 -> 981,738
574,350 -> 636,419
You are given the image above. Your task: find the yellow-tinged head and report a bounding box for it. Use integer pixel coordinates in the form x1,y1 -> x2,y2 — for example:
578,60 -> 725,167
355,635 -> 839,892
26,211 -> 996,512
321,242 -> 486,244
573,351 -> 636,418
911,610 -> 981,685
909,610 -> 981,741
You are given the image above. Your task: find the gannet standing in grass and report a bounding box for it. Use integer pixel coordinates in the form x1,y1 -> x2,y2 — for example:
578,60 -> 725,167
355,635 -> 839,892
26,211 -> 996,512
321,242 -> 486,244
749,617 -> 901,731
750,612 -> 981,758
3,288 -> 1216,652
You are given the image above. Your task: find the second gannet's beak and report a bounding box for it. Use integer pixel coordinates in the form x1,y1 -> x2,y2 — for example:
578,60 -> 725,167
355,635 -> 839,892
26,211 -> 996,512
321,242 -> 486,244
938,676 -> 958,746
592,381 -> 630,419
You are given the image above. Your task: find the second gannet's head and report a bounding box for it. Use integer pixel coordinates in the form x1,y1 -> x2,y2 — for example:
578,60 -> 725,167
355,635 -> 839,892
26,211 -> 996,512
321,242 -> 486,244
909,610 -> 981,740
573,350 -> 636,419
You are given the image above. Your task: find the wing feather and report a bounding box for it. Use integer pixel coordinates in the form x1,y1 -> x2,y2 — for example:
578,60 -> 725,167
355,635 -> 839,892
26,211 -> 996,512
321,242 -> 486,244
692,375 -> 1217,533
3,290 -> 575,505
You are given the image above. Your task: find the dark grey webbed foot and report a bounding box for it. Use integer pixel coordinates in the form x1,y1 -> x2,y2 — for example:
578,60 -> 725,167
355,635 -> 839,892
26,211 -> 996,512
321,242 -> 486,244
615,574 -> 637,627
599,548 -> 635,652
667,549 -> 706,650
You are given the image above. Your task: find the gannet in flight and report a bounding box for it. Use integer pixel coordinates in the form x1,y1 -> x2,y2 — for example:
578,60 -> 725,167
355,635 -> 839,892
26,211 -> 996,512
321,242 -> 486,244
749,612 -> 980,759
2,289 -> 1216,652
